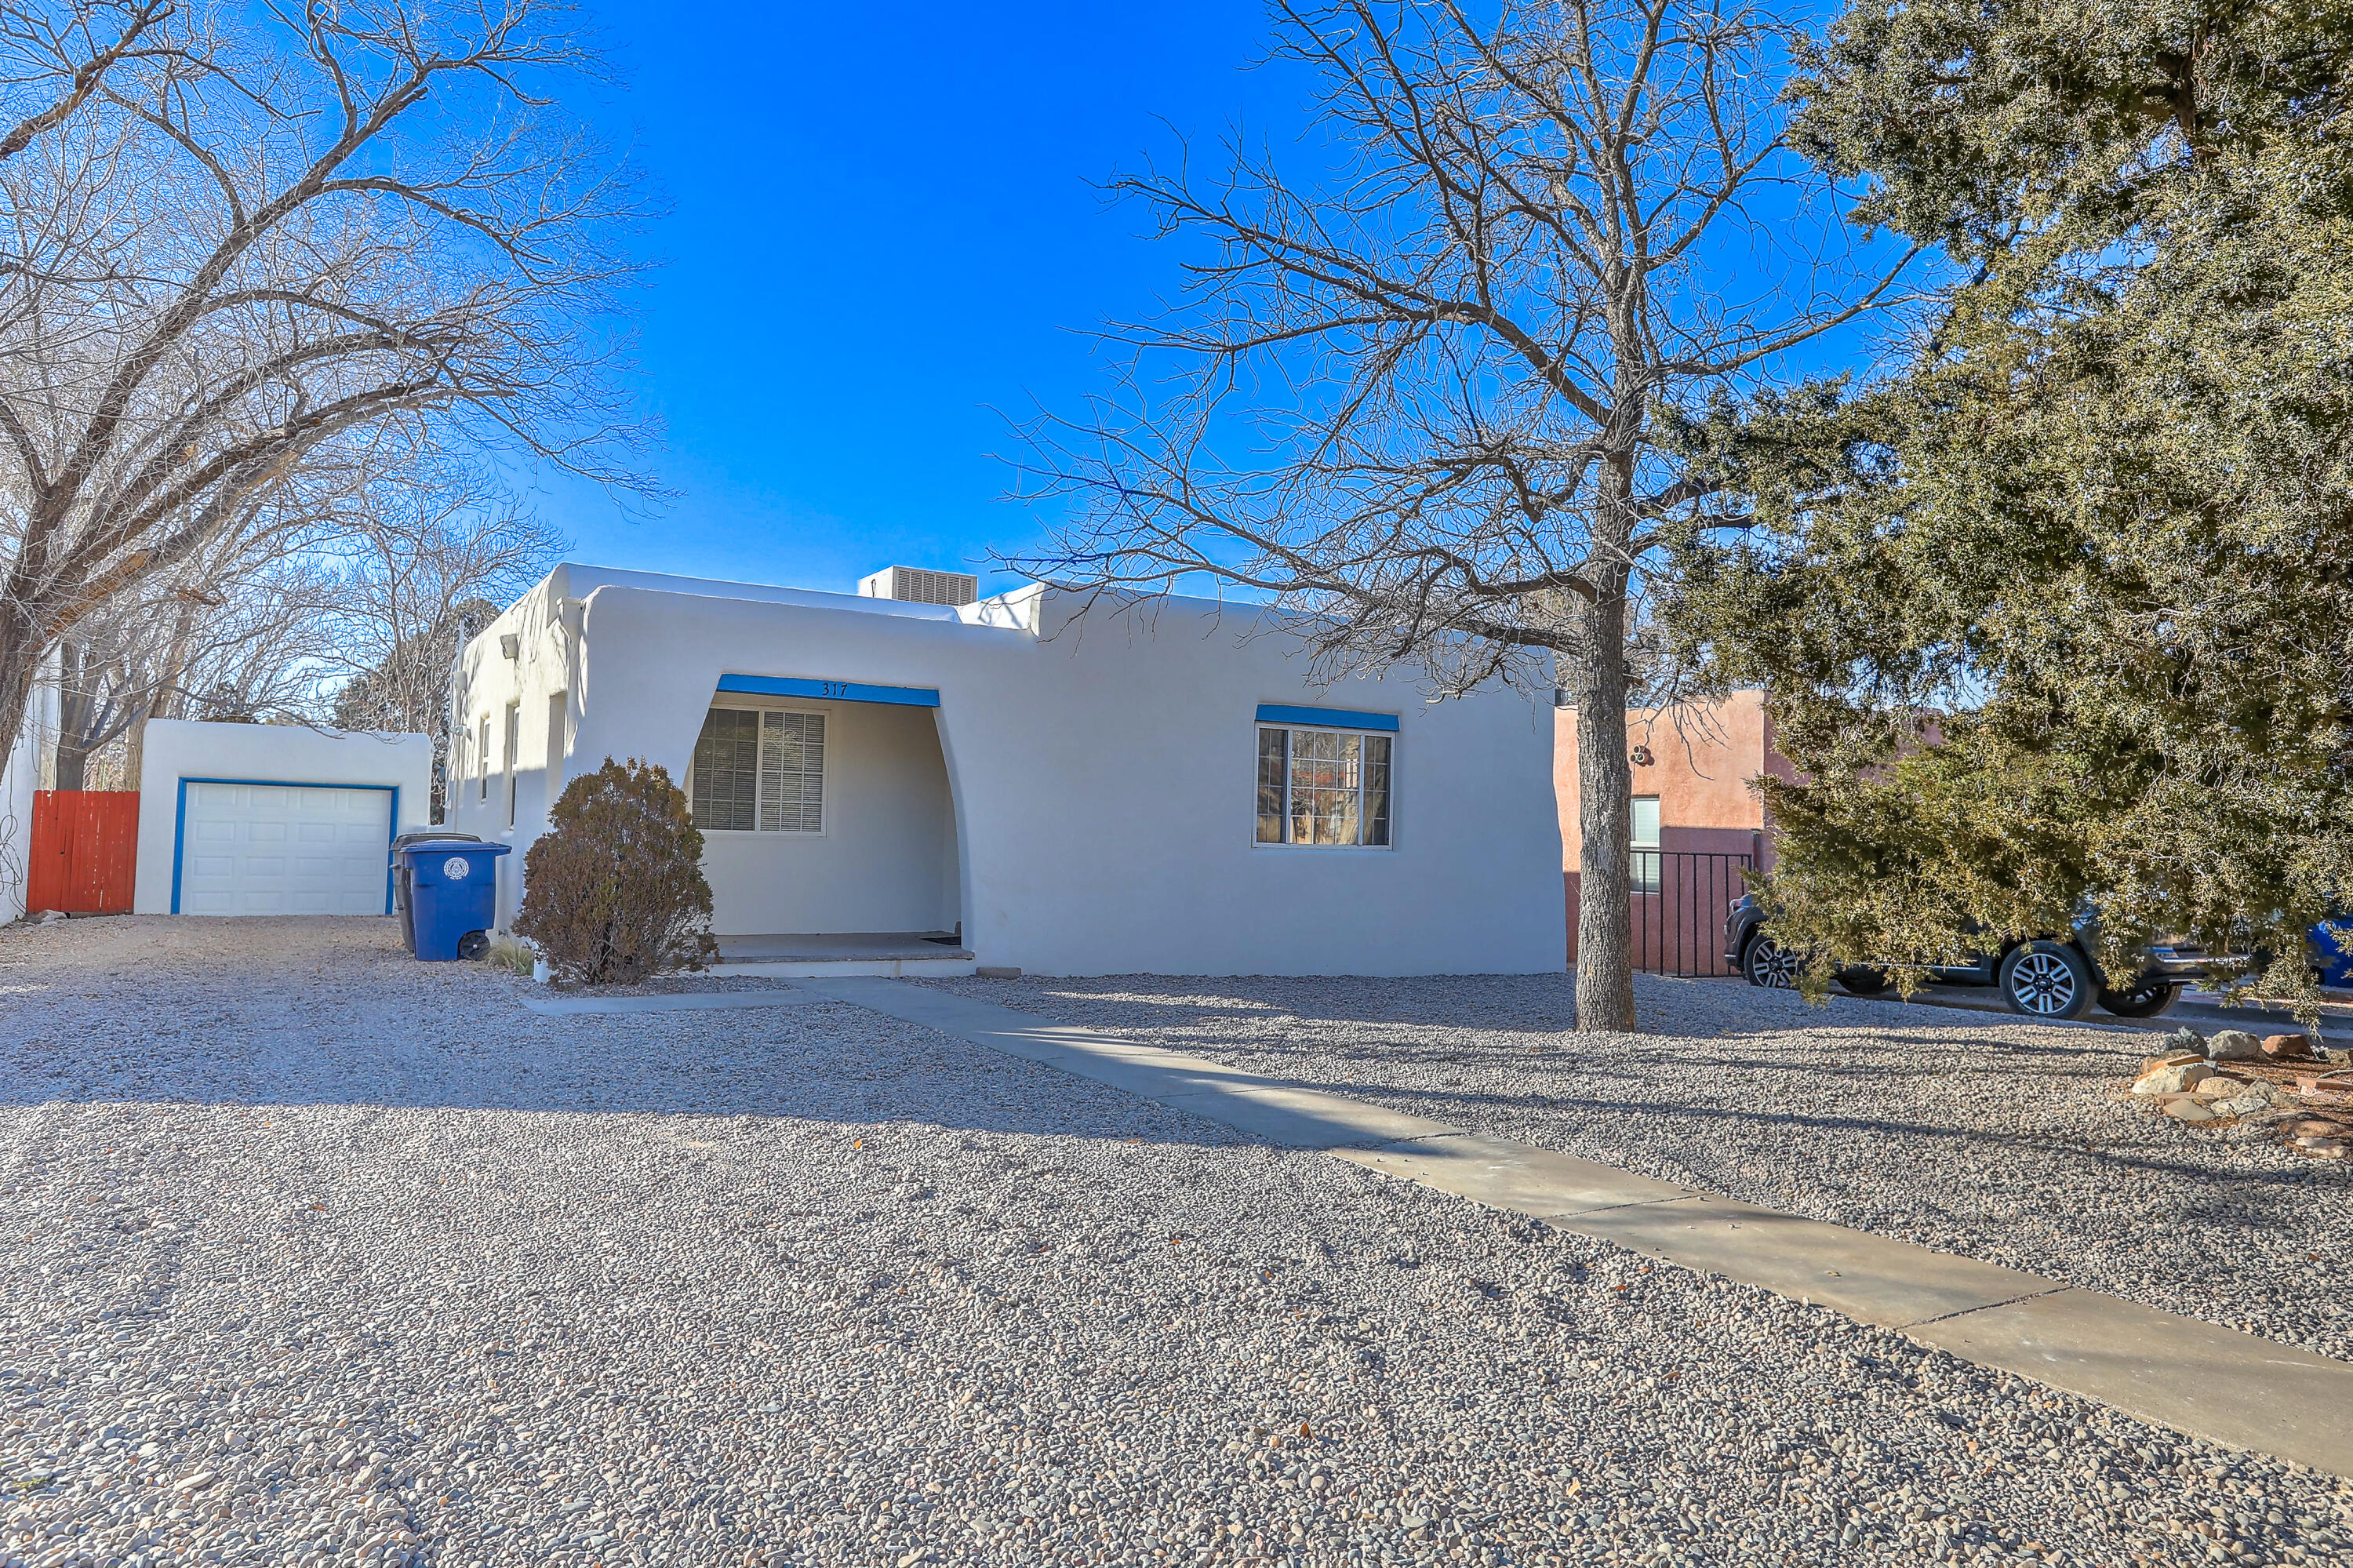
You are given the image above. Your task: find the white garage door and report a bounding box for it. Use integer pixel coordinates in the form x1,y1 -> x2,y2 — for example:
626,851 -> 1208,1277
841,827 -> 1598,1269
177,783 -> 392,915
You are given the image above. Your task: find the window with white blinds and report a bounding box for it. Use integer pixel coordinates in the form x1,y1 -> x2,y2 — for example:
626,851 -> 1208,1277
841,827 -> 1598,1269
690,708 -> 825,832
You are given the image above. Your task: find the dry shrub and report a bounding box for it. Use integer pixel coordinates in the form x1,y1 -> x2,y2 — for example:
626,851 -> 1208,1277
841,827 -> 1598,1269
514,757 -> 718,984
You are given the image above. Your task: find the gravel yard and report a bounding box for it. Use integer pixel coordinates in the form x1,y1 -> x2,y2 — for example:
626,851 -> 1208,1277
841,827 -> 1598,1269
3,921 -> 2350,1568
926,972 -> 2353,1366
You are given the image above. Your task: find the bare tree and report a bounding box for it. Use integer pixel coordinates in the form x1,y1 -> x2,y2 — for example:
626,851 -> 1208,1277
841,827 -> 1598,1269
1018,0 -> 1913,1029
48,560 -> 335,786
46,451 -> 559,793
0,0 -> 638,803
322,466 -> 563,813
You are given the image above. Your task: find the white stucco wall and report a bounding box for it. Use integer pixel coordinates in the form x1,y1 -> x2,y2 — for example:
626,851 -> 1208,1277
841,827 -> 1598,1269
133,720 -> 433,915
0,653 -> 60,922
451,565 -> 1566,976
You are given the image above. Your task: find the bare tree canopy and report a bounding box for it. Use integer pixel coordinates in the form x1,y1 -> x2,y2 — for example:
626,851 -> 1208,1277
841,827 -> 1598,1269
322,464 -> 562,811
47,449 -> 559,793
0,0 -> 640,789
1017,0 -> 1913,1028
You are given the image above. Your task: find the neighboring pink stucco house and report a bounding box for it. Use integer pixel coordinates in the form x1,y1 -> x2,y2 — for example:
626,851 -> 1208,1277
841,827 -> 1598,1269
1555,689 -> 1795,971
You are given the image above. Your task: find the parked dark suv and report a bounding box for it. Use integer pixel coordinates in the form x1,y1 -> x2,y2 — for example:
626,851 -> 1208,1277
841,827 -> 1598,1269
1722,893 -> 2209,1020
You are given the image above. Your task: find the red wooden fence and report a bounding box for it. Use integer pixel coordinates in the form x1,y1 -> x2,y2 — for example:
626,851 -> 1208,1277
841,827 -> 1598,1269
27,791 -> 139,915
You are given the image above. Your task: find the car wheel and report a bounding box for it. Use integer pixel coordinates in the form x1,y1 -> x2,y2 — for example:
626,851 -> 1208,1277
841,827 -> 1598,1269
2097,980 -> 2184,1019
1836,965 -> 1893,997
1998,940 -> 2096,1020
1744,933 -> 1801,989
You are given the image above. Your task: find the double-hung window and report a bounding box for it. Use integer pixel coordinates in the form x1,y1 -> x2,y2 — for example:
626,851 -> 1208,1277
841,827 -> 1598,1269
690,708 -> 826,832
1255,724 -> 1392,847
1631,795 -> 1661,894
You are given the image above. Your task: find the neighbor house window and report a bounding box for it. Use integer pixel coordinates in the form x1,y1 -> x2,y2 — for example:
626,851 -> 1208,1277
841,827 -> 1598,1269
1255,726 -> 1391,847
690,708 -> 825,832
478,715 -> 491,800
1631,795 -> 1661,895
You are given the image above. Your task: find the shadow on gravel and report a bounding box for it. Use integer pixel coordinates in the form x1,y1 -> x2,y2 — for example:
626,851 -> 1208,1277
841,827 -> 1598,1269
0,1006 -> 1261,1150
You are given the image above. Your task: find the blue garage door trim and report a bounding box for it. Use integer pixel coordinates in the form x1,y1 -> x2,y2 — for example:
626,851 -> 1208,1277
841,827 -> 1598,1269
171,778 -> 402,915
1254,703 -> 1400,733
716,674 -> 941,708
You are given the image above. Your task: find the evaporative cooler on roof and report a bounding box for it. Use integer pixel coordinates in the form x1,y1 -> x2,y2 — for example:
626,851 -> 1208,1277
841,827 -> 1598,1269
856,566 -> 978,606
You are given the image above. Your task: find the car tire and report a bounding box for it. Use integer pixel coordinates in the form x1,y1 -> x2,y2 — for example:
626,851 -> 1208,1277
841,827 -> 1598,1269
1743,933 -> 1801,989
1835,966 -> 1893,997
2097,980 -> 2184,1019
1998,940 -> 2097,1020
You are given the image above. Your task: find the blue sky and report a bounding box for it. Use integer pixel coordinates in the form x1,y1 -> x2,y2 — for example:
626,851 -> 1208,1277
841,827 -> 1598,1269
546,0 -> 1294,596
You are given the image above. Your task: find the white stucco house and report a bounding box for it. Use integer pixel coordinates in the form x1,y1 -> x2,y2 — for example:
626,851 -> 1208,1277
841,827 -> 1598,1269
447,563 -> 1565,977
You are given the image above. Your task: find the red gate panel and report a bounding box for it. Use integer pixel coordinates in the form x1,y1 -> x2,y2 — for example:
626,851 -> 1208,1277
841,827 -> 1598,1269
27,791 -> 138,915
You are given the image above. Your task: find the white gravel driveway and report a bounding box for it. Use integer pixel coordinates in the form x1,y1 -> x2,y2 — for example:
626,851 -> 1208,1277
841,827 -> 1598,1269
4,920 -> 2351,1568
927,972 -> 2353,1366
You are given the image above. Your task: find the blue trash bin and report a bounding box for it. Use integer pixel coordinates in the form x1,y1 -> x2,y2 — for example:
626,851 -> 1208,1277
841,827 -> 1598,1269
395,840 -> 511,961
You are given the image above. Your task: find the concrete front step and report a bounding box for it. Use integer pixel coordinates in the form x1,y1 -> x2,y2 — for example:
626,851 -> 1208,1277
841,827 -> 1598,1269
719,955 -> 976,979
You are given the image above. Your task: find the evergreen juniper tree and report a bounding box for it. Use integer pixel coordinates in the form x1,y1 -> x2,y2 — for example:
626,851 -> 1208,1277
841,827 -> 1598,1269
1671,0 -> 2353,1007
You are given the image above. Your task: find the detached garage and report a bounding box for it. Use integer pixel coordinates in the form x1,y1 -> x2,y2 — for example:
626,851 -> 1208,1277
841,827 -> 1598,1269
133,720 -> 432,916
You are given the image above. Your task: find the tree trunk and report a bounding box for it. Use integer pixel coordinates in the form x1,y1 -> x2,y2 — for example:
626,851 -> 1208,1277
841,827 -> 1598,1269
1572,588 -> 1637,1031
51,641 -> 93,789
53,737 -> 89,791
123,704 -> 152,794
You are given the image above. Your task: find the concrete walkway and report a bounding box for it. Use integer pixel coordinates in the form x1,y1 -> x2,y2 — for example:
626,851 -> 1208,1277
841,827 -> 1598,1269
806,977 -> 2353,1477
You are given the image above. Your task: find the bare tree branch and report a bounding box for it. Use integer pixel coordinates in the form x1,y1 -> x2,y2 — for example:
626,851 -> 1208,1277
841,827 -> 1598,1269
0,0 -> 646,798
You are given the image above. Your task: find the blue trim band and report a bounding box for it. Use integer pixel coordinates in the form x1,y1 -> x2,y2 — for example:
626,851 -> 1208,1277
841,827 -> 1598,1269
169,777 -> 402,916
716,674 -> 941,708
1255,703 -> 1399,733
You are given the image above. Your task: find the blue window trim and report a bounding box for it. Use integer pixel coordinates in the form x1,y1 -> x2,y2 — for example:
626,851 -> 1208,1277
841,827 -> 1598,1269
715,674 -> 940,708
171,777 -> 402,916
1254,703 -> 1399,733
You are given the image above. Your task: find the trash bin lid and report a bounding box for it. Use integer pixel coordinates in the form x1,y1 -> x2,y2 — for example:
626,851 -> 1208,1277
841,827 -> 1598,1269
393,839 -> 512,867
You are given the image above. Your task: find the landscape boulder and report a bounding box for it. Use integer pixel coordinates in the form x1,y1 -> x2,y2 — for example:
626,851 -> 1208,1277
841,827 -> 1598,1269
2260,1033 -> 2316,1061
2132,1060 -> 2214,1096
2206,1029 -> 2264,1062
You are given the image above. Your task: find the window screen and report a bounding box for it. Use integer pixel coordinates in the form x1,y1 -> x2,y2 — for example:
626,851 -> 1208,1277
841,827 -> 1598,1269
692,708 -> 824,832
1254,726 -> 1392,848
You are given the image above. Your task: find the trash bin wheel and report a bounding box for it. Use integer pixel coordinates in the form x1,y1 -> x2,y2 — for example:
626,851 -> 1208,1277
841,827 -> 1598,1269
456,930 -> 491,962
